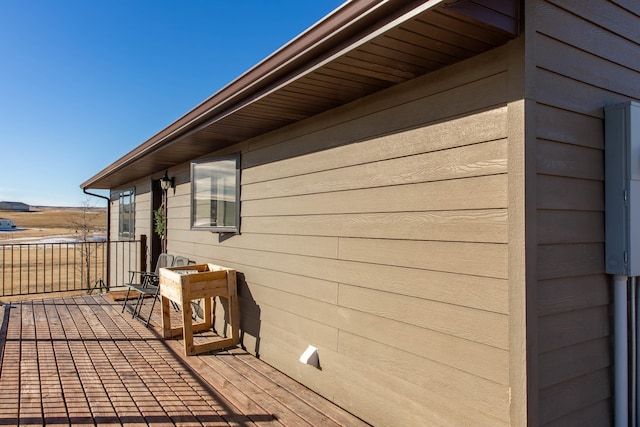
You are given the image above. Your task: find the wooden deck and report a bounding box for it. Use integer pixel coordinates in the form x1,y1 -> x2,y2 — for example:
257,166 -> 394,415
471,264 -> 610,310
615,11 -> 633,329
0,294 -> 368,426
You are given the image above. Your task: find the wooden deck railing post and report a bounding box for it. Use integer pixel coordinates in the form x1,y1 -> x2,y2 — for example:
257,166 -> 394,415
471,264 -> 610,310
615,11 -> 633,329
140,235 -> 148,272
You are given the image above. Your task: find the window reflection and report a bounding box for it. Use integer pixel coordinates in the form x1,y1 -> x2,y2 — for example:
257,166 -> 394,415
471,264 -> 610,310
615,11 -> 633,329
118,189 -> 135,240
191,155 -> 240,233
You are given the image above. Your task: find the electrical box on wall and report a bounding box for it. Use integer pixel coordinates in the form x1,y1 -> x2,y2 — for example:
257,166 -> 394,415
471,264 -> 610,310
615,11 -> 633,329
605,101 -> 640,276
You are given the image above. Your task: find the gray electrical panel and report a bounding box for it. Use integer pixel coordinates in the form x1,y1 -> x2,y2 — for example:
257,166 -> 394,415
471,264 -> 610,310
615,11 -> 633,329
605,101 -> 640,276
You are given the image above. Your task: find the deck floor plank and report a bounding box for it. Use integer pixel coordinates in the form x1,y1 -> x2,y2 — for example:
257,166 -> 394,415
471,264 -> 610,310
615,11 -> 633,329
225,347 -> 370,427
0,294 -> 367,426
214,348 -> 341,427
180,342 -> 307,427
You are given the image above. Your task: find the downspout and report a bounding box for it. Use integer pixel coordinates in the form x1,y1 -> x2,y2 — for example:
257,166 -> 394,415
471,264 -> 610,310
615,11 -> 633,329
614,274 -> 629,427
604,102 -> 640,427
631,277 -> 637,427
83,188 -> 111,289
637,277 -> 640,426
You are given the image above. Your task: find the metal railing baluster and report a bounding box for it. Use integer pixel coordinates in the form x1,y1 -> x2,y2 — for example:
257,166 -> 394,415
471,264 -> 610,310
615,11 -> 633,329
0,239 -> 142,297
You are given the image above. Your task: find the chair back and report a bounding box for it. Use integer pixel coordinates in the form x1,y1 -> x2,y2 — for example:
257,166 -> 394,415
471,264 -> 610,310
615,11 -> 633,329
155,253 -> 174,273
173,256 -> 190,267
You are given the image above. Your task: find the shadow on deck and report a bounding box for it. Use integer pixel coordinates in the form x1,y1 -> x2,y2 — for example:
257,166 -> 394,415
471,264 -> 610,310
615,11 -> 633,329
0,294 -> 368,426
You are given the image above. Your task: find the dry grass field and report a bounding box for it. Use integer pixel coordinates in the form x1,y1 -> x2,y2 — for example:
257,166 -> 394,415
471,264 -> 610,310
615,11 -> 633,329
0,206 -> 106,243
0,207 -> 108,301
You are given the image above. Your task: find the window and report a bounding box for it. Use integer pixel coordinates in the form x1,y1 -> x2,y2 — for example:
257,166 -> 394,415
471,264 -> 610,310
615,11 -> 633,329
191,154 -> 240,233
118,189 -> 135,240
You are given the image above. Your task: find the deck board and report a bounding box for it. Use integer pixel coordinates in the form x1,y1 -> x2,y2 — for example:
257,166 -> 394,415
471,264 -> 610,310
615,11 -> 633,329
0,294 -> 368,426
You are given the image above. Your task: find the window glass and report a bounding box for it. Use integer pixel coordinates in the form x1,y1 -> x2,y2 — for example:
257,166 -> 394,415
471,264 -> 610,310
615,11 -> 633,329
191,155 -> 240,233
118,189 -> 135,240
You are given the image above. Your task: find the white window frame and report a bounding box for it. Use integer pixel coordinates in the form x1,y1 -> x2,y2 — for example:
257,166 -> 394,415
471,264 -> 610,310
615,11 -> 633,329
190,154 -> 241,233
118,188 -> 135,240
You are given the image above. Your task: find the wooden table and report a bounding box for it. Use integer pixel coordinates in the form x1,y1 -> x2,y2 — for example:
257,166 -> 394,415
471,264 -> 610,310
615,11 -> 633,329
159,264 -> 240,356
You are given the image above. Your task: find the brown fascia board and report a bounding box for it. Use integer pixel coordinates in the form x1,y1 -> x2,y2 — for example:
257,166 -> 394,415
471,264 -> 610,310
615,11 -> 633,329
81,0 -> 443,190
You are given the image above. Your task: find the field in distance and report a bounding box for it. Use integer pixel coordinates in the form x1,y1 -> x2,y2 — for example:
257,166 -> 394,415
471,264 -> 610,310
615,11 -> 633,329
0,206 -> 107,244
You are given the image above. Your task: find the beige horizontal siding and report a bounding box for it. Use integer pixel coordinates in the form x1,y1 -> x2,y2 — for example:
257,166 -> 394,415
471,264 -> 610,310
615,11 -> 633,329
537,175 -> 604,211
538,337 -> 610,390
244,45 -> 510,168
256,320 -> 508,427
336,332 -> 509,422
536,139 -> 603,181
134,190 -> 150,241
539,368 -> 611,425
541,400 -> 611,427
531,0 -> 640,423
242,209 -> 508,243
537,210 -> 603,245
611,0 -> 640,16
243,139 -> 508,200
537,244 -> 604,280
238,272 -> 508,385
537,275 -> 609,317
159,42 -> 514,425
538,306 -> 610,354
242,174 -> 508,216
243,107 -> 508,185
536,69 -> 614,118
536,32 -> 640,100
536,105 -> 603,150
338,284 -> 508,349
183,242 -> 508,314
339,238 -> 508,278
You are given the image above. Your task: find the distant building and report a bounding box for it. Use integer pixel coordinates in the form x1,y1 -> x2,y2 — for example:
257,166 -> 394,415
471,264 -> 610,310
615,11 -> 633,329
0,201 -> 30,212
0,218 -> 17,230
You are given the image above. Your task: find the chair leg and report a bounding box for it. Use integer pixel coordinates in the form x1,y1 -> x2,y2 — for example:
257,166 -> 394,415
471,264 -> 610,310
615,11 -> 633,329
133,293 -> 144,319
121,287 -> 131,313
144,296 -> 158,327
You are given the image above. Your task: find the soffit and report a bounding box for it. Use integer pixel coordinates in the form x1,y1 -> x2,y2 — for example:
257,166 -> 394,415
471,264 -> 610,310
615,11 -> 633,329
83,0 -> 519,190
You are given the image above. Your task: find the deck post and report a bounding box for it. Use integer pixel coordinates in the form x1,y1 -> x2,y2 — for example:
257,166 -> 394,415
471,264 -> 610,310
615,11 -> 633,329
139,235 -> 147,272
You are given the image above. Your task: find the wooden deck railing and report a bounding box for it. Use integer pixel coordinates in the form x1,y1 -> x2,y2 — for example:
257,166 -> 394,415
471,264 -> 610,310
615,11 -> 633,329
0,239 -> 145,297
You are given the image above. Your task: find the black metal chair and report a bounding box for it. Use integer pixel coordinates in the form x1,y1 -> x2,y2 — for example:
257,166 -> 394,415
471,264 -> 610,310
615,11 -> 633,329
173,256 -> 190,267
121,253 -> 174,326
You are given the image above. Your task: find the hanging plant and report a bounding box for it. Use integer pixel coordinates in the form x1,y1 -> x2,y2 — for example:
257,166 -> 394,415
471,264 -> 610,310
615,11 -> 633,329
154,206 -> 166,240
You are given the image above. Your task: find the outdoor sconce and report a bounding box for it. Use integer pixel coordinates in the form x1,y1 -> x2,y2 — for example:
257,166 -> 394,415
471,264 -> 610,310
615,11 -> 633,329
160,171 -> 174,192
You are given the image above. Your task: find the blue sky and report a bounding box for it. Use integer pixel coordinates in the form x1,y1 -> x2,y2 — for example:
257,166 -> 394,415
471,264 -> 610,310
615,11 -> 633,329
0,1 -> 344,207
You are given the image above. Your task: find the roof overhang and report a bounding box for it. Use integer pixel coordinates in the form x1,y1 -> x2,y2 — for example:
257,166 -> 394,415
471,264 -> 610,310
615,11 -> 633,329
82,0 -> 519,190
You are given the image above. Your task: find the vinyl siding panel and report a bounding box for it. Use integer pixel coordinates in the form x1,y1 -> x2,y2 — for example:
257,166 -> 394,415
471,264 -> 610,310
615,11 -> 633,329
242,139 -> 508,200
539,368 -> 611,426
532,0 -> 640,424
241,209 -> 508,243
541,400 -> 611,427
243,107 -> 509,184
242,174 -> 507,216
134,189 -> 151,242
162,43 -> 515,426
